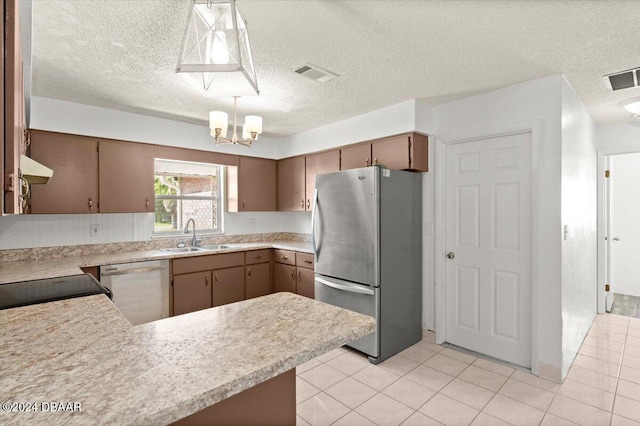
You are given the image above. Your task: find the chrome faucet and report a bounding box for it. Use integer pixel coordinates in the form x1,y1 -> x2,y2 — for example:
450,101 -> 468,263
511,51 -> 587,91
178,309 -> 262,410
184,218 -> 200,247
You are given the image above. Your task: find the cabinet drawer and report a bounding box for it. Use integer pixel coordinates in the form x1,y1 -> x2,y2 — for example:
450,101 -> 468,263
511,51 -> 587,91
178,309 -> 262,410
172,252 -> 245,275
274,249 -> 295,265
296,252 -> 315,269
245,249 -> 271,265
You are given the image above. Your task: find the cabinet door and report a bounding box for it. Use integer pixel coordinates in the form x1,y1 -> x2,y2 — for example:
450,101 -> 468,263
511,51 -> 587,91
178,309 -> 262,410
296,267 -> 315,299
305,150 -> 340,210
277,156 -> 305,211
99,140 -> 154,213
238,157 -> 276,211
212,266 -> 245,307
340,144 -> 371,170
274,263 -> 297,293
246,263 -> 271,299
173,271 -> 212,316
371,135 -> 410,170
30,131 -> 99,214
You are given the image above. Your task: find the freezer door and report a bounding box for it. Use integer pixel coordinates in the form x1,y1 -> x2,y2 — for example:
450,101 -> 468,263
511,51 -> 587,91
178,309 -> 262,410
315,274 -> 379,358
313,167 -> 379,286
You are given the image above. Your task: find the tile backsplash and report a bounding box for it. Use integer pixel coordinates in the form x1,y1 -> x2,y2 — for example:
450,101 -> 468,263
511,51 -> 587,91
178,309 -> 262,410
0,211 -> 311,250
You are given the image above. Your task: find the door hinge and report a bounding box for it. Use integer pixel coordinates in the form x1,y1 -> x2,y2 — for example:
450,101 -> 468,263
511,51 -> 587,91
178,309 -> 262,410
605,284 -> 610,292
605,170 -> 610,178
4,172 -> 15,191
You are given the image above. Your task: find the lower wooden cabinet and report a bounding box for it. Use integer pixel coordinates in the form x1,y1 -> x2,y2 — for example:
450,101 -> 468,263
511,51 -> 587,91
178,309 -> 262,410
296,267 -> 314,299
246,262 -> 271,299
173,271 -> 212,316
274,262 -> 297,293
274,251 -> 315,299
212,266 -> 245,307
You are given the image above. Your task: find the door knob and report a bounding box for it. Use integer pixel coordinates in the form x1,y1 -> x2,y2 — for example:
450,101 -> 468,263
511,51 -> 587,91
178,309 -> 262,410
612,237 -> 620,241
447,252 -> 455,259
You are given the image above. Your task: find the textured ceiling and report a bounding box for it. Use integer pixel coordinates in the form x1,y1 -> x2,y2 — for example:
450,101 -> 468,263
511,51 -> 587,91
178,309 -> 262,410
31,1 -> 640,137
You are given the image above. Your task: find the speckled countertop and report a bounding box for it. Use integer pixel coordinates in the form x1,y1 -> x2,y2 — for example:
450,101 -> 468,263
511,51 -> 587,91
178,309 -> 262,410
0,241 -> 313,284
0,292 -> 376,425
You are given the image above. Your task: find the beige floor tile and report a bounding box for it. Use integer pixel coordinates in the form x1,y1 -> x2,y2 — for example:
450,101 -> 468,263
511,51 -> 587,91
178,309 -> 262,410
332,411 -> 376,426
622,353 -> 640,369
424,353 -> 470,376
620,366 -> 640,385
458,365 -> 509,392
613,395 -> 640,423
472,358 -> 515,377
296,377 -> 320,404
414,340 -> 445,353
419,393 -> 479,426
299,363 -> 347,390
627,327 -> 640,338
627,335 -> 640,347
583,336 -> 626,353
352,364 -> 400,391
617,379 -> 640,402
540,413 -> 579,426
594,322 -> 628,335
404,364 -> 454,392
510,370 -> 561,393
297,393 -> 351,426
579,344 -> 624,364
315,347 -> 347,363
595,314 -> 629,325
572,354 -> 621,378
297,358 -> 321,374
625,343 -> 640,358
483,394 -> 545,426
566,365 -> 618,393
324,377 -> 377,409
439,348 -> 477,364
470,412 -> 511,426
325,352 -> 371,376
399,344 -> 439,364
499,377 -> 555,411
557,378 -> 615,412
612,414 -> 640,426
379,353 -> 420,376
297,414 -> 311,426
440,378 -> 495,410
382,376 -> 436,409
401,411 -> 445,426
423,331 -> 437,344
547,394 -> 612,426
355,393 -> 415,426
588,328 -> 627,343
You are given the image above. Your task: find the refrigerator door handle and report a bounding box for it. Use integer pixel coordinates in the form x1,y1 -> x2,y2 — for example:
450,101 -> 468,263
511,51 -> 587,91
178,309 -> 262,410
311,188 -> 319,255
315,276 -> 375,296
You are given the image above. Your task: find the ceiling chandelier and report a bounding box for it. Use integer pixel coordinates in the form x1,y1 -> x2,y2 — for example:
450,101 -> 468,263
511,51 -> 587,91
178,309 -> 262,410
210,97 -> 262,147
176,0 -> 259,97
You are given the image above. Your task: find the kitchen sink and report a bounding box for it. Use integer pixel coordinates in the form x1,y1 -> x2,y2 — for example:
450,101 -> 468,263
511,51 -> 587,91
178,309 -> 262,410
161,247 -> 208,254
200,245 -> 237,250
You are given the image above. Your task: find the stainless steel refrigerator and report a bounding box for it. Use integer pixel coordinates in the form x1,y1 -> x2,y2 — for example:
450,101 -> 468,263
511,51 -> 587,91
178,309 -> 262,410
312,166 -> 422,364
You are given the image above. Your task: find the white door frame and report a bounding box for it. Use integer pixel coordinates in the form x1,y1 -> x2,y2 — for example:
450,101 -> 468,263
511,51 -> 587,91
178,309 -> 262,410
597,148 -> 640,314
434,121 -> 542,375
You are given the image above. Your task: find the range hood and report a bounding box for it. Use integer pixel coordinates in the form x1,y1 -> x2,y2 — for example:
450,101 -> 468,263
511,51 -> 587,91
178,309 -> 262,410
20,154 -> 53,184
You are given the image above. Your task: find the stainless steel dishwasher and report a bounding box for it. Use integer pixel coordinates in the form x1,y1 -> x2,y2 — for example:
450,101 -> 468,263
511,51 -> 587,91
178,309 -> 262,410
100,259 -> 170,325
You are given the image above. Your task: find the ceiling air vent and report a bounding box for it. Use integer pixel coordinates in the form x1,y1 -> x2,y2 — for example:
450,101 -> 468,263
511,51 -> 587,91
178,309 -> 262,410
294,63 -> 339,83
604,67 -> 640,91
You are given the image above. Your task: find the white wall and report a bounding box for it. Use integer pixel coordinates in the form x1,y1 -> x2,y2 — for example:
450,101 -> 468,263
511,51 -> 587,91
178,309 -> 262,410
433,74 -> 563,377
596,122 -> 640,152
560,78 -> 597,378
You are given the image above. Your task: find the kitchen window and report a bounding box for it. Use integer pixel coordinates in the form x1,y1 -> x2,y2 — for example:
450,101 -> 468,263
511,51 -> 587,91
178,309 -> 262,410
154,159 -> 223,235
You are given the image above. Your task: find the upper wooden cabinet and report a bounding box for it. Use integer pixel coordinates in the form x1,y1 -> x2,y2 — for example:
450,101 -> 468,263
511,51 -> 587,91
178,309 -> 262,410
98,140 -> 154,213
238,157 -> 276,211
29,131 -> 99,214
371,133 -> 428,172
305,150 -> 339,210
277,156 -> 306,211
340,144 -> 372,170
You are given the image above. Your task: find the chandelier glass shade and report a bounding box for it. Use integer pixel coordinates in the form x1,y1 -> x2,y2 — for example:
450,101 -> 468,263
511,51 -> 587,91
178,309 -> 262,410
210,97 -> 262,147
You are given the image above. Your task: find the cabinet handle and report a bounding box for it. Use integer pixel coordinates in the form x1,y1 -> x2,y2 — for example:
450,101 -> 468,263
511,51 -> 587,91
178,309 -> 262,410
247,267 -> 251,278
290,269 -> 295,278
304,260 -> 313,264
254,255 -> 263,260
242,201 -> 246,210
205,275 -> 209,286
365,158 -> 369,167
145,198 -> 149,209
307,199 -> 310,209
373,157 -> 378,165
215,274 -> 219,283
88,197 -> 93,210
281,255 -> 288,260
300,199 -> 305,208
297,270 -> 301,281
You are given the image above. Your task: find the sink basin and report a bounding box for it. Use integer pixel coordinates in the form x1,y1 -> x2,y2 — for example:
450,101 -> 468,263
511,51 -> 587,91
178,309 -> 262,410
200,245 -> 237,250
162,247 -> 208,253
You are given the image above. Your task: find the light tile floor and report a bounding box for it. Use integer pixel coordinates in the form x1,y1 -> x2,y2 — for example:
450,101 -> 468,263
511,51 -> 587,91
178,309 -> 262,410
296,313 -> 640,426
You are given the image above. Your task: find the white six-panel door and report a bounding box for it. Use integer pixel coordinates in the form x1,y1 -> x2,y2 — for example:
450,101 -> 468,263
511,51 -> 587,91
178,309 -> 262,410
445,132 -> 532,368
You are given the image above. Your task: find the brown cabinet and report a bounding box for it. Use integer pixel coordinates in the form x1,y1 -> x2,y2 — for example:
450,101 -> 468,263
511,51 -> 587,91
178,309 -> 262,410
305,150 -> 340,210
340,144 -> 371,170
274,249 -> 295,265
173,271 -> 212,315
274,250 -> 315,298
98,139 -> 154,213
274,262 -> 297,293
277,156 -> 306,211
212,266 -> 245,307
29,131 -> 99,214
296,267 -> 315,299
238,157 -> 276,211
371,133 -> 428,172
246,262 -> 271,299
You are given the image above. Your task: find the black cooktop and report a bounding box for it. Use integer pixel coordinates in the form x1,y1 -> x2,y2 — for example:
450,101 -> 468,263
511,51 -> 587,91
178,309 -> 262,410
0,274 -> 112,310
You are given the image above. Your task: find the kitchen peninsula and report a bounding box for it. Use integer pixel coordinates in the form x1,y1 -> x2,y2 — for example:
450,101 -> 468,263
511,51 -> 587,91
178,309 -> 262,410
0,291 -> 376,425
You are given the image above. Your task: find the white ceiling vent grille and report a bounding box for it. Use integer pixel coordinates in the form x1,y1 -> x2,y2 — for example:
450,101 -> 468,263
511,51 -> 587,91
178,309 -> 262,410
604,67 -> 639,91
295,63 -> 339,83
